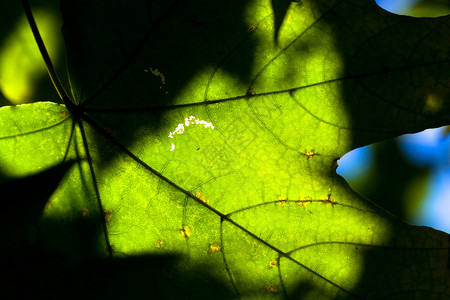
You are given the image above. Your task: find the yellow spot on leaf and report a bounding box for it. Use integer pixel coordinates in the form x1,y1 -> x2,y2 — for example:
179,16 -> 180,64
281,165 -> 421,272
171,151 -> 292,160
265,284 -> 278,294
59,109 -> 69,119
180,225 -> 191,239
321,194 -> 337,206
209,243 -> 221,253
155,240 -> 164,248
194,191 -> 210,204
269,260 -> 278,268
296,196 -> 312,207
276,196 -> 287,206
304,149 -> 317,160
276,200 -> 287,206
296,200 -> 311,207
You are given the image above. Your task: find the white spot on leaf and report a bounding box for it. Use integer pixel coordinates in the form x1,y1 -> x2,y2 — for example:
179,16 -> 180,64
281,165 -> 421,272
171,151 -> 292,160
168,116 -> 214,151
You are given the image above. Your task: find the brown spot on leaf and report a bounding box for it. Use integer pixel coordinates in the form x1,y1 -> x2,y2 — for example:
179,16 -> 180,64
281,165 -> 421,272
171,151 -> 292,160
265,284 -> 278,294
80,208 -> 89,218
104,209 -> 113,222
59,110 -> 69,119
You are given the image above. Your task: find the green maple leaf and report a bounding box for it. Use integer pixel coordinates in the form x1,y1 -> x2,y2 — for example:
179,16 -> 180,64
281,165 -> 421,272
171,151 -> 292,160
1,0 -> 449,298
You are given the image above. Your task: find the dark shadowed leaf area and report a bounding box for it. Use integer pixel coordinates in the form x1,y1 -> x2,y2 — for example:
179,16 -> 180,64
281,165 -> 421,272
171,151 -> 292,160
0,0 -> 449,299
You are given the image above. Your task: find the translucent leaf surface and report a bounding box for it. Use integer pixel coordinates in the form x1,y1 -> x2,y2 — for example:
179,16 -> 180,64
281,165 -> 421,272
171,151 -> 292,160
1,0 -> 449,298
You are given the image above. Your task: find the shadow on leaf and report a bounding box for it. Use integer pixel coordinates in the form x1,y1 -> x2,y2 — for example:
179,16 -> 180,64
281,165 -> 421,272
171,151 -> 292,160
0,161 -> 235,299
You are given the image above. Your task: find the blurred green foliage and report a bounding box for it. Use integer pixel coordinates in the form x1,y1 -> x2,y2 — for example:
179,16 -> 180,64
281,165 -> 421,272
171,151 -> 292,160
0,0 -> 64,105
